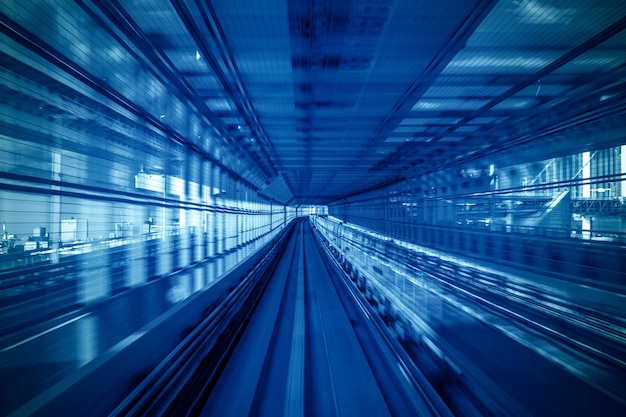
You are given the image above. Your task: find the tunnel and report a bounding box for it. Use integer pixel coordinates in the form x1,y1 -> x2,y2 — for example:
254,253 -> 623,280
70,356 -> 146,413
1,1 -> 626,416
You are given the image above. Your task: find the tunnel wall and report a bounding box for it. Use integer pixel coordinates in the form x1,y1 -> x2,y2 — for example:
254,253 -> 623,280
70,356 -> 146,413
0,5 -> 297,413
328,152 -> 626,288
328,203 -> 625,287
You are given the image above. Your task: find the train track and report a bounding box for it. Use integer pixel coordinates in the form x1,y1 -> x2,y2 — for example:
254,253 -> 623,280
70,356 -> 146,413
313,216 -> 626,415
111,218 -> 449,416
108,222 -> 295,416
200,219 -> 449,416
326,219 -> 626,374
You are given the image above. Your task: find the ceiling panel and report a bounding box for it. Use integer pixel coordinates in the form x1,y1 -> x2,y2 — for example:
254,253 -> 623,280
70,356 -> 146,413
109,0 -> 626,204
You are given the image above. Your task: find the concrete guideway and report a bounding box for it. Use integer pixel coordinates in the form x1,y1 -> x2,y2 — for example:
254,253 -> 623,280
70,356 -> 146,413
200,218 -> 445,417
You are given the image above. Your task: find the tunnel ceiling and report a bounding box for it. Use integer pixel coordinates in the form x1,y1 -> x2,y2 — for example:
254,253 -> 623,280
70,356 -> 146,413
100,0 -> 626,205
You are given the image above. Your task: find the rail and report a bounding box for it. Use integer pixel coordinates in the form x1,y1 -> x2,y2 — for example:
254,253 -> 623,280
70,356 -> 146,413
312,215 -> 626,415
109,222 -> 295,416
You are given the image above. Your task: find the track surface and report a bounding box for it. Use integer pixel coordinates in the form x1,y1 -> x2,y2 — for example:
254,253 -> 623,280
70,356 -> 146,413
313,217 -> 626,416
200,220 -> 432,417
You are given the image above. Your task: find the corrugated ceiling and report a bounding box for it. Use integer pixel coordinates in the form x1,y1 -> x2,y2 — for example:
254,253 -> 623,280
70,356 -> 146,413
6,0 -> 625,205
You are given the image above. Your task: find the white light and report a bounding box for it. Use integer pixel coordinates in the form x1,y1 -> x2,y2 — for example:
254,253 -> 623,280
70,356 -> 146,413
195,50 -> 201,60
621,146 -> 626,198
412,101 -> 440,110
517,1 -> 576,25
582,216 -> 591,239
447,56 -> 549,69
582,151 -> 590,198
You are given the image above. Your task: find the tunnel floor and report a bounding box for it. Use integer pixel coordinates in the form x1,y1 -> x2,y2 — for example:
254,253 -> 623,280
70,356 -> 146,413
199,219 -> 430,417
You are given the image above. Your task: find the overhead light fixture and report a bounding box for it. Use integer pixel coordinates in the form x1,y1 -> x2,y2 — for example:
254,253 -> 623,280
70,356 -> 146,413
411,101 -> 440,110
